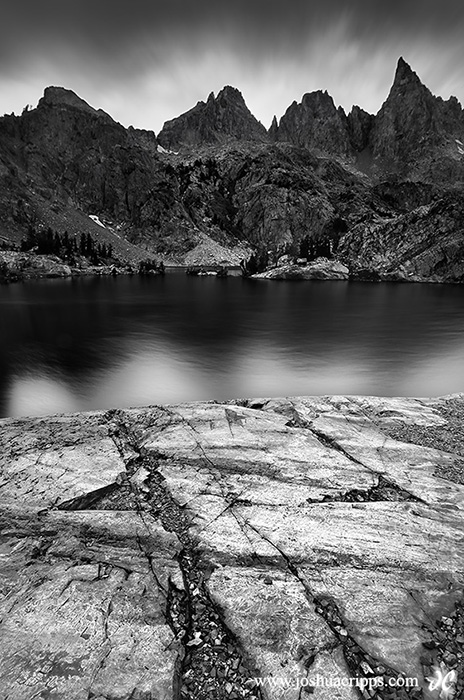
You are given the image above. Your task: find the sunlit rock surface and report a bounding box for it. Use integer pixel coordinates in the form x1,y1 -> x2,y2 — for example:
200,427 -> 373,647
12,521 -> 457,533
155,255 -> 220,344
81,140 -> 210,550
1,394 -> 463,699
254,258 -> 350,280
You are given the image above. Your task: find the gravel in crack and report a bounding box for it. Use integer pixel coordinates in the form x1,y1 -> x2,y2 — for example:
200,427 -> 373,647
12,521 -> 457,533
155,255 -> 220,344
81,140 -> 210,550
314,597 -> 423,699
421,597 -> 464,700
86,481 -> 139,510
126,454 -> 264,700
149,470 -> 263,699
307,475 -> 418,504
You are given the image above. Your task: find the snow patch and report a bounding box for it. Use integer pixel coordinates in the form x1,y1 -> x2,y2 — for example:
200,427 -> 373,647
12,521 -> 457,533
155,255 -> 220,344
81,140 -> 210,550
157,144 -> 179,155
89,215 -> 105,228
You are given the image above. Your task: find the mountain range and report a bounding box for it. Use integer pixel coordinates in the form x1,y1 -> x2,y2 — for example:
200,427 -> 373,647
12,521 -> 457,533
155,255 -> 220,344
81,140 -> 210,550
0,57 -> 463,280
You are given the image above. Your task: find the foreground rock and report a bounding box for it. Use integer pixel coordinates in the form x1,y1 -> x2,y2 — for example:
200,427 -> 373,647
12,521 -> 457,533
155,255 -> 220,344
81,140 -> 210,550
1,395 -> 463,699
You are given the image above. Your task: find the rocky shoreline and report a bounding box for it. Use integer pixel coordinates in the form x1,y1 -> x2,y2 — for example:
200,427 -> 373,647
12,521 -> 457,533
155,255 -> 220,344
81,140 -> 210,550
252,258 -> 464,284
0,251 -> 167,284
2,250 -> 464,286
0,393 -> 463,699
253,258 -> 350,281
0,250 -> 137,283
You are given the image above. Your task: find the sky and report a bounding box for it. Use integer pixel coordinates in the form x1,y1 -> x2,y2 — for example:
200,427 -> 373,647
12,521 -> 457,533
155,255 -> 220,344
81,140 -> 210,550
1,0 -> 464,134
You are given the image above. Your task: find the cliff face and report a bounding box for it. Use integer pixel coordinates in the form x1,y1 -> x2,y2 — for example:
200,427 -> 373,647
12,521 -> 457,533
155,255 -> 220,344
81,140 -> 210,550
0,59 -> 463,277
346,105 -> 374,153
270,90 -> 353,157
338,193 -> 464,282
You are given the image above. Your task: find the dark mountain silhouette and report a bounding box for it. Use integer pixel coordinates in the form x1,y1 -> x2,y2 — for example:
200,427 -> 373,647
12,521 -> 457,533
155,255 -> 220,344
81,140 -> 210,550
157,86 -> 268,149
0,59 -> 463,280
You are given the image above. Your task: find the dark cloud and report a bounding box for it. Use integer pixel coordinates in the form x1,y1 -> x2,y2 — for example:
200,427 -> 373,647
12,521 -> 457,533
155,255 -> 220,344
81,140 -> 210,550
1,0 -> 463,131
2,0 -> 464,59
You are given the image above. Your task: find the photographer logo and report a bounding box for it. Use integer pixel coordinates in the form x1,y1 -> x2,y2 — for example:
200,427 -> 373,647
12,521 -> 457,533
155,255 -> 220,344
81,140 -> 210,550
427,664 -> 457,699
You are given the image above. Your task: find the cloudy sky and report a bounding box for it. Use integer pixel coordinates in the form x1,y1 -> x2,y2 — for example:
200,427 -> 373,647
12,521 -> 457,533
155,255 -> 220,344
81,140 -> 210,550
1,0 -> 463,133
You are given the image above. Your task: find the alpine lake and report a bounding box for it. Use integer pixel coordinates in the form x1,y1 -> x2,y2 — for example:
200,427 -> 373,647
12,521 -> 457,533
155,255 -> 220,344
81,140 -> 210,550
1,271 -> 463,417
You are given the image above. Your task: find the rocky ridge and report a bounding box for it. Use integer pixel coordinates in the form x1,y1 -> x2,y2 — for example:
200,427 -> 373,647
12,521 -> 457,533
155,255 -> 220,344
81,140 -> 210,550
0,59 -> 463,276
269,58 -> 464,182
1,393 -> 463,698
158,86 -> 268,150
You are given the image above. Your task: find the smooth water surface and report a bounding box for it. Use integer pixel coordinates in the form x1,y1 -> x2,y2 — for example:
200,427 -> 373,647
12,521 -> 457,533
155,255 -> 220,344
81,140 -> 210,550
0,274 -> 463,417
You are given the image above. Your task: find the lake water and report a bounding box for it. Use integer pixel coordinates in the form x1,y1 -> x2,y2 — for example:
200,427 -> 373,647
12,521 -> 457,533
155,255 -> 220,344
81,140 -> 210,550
0,273 -> 463,417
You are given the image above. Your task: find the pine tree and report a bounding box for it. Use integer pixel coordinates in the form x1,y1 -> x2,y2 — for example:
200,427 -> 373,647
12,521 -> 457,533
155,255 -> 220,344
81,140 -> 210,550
299,236 -> 310,259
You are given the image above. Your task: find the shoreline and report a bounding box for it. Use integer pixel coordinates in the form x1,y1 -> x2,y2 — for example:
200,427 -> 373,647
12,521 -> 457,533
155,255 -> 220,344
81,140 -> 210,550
2,260 -> 464,286
3,250 -> 463,286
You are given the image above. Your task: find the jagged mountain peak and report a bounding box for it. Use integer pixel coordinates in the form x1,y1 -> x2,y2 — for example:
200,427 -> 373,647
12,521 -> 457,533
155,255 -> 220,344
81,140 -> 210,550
268,115 -> 279,141
396,56 -> 414,75
302,89 -> 331,100
216,85 -> 245,102
369,56 -> 464,179
206,86 -> 244,104
37,86 -> 114,123
205,85 -> 247,110
300,90 -> 337,113
39,86 -> 97,114
389,57 -> 427,94
157,86 -> 267,149
271,88 -> 352,156
395,57 -> 419,81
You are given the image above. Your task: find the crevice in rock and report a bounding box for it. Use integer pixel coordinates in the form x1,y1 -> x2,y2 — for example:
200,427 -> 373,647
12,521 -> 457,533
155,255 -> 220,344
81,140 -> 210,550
226,399 -> 268,411
105,409 -> 145,471
312,596 -> 424,700
85,481 -> 139,510
143,467 -> 265,700
57,483 -> 121,511
239,518 -> 424,699
285,414 -> 424,504
240,516 -> 303,583
306,475 -> 419,504
285,414 -> 377,471
107,415 -> 265,700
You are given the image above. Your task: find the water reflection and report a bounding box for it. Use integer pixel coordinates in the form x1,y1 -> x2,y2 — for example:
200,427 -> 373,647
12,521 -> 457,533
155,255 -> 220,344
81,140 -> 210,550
1,274 -> 463,417
8,373 -> 80,416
